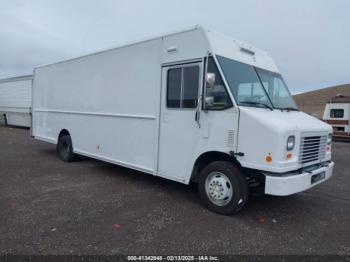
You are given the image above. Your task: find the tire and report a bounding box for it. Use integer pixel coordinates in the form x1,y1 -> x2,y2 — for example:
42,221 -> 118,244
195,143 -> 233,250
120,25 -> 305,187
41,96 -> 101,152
198,161 -> 248,215
56,134 -> 76,162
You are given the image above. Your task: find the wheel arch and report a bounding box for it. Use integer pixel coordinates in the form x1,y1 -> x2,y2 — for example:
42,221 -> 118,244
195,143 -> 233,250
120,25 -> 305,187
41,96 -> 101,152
57,129 -> 71,143
190,151 -> 241,183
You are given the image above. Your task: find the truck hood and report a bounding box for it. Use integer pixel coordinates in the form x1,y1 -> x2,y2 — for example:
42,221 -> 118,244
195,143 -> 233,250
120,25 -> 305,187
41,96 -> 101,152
239,107 -> 332,133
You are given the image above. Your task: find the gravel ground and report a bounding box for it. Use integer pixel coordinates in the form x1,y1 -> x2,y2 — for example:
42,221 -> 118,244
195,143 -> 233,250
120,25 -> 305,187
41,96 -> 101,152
0,126 -> 349,255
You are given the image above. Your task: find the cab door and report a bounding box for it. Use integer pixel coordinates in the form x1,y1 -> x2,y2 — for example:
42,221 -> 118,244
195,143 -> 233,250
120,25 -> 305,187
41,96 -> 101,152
158,62 -> 203,182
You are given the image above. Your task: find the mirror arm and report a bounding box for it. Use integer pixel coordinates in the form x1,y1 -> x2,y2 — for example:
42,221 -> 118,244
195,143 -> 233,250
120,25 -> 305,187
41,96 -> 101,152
203,52 -> 210,111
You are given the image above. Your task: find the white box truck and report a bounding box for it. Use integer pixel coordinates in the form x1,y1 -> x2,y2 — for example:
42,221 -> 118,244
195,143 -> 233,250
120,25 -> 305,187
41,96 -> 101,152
0,75 -> 32,127
32,26 -> 334,214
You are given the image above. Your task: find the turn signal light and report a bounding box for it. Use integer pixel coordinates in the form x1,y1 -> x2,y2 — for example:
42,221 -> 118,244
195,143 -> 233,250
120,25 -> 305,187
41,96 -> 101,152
287,153 -> 292,159
265,156 -> 273,163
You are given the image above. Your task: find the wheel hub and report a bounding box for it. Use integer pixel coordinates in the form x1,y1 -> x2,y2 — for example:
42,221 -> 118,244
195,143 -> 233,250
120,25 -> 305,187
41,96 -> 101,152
205,172 -> 233,206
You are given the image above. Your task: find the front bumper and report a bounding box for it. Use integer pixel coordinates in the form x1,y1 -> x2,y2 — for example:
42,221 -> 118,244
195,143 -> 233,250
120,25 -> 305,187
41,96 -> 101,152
264,161 -> 334,196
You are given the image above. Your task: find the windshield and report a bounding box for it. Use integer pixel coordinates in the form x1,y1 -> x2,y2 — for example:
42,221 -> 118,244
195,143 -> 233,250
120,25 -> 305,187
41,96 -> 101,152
216,55 -> 298,110
255,68 -> 298,110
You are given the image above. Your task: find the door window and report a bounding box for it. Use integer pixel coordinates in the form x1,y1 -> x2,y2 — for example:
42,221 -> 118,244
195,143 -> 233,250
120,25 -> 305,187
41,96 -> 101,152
167,65 -> 200,109
204,57 -> 232,110
183,66 -> 199,108
167,68 -> 182,108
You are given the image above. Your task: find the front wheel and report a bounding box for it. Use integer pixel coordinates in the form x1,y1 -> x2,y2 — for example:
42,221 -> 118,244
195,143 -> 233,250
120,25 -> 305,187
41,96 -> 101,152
198,161 -> 248,215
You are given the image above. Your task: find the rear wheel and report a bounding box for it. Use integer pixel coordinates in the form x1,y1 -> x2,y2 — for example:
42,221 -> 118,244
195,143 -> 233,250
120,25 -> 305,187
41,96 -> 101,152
198,161 -> 248,215
57,134 -> 76,162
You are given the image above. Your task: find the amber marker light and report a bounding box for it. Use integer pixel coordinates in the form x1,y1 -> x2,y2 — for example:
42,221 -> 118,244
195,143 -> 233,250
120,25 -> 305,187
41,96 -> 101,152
287,153 -> 293,160
266,155 -> 273,163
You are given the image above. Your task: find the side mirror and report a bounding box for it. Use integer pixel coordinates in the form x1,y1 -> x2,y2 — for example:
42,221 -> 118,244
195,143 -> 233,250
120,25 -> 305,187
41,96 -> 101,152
204,96 -> 214,108
206,73 -> 216,89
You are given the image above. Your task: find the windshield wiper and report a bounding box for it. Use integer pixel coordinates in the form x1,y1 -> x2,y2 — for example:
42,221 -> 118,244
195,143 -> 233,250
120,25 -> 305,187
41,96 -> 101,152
276,107 -> 299,111
240,101 -> 273,111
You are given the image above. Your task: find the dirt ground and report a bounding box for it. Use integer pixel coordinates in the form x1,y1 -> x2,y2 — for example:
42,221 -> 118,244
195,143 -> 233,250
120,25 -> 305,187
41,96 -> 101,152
0,126 -> 349,255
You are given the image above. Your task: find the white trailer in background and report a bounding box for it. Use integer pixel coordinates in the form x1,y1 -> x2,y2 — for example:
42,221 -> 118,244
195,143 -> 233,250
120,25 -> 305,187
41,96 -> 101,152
323,95 -> 350,140
32,26 -> 334,214
0,75 -> 32,127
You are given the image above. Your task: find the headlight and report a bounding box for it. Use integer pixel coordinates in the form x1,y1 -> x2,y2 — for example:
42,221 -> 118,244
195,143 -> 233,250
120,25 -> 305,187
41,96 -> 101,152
327,134 -> 332,145
287,136 -> 295,151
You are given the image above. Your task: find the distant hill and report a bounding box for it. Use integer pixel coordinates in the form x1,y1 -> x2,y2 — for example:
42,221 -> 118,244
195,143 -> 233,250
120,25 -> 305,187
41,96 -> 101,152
293,84 -> 350,118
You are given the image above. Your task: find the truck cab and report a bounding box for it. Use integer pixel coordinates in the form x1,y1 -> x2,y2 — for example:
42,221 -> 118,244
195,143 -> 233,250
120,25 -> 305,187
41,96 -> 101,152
157,28 -> 334,214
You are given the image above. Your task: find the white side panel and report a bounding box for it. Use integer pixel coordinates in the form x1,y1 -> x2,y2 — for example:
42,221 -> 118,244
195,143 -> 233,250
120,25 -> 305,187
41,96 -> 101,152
5,112 -> 31,127
184,108 -> 239,184
0,79 -> 32,113
33,39 -> 162,173
162,29 -> 209,64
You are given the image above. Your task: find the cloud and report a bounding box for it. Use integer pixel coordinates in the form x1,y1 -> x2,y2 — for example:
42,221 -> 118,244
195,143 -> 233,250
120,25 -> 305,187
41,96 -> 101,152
0,0 -> 349,93
0,8 -> 73,77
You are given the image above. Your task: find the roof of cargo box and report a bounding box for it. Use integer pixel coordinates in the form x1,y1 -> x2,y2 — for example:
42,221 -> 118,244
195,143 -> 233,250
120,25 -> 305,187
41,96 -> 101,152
35,25 -> 279,73
0,75 -> 33,84
203,28 -> 279,72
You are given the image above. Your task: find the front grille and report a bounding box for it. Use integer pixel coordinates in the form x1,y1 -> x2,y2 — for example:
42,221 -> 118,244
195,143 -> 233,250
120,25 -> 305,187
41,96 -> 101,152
299,135 -> 327,165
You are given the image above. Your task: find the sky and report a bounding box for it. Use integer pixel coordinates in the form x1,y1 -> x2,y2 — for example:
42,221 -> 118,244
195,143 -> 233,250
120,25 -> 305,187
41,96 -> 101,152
0,0 -> 349,94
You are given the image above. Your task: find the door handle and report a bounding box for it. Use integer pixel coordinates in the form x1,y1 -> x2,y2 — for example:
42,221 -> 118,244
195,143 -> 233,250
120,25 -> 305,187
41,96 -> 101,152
195,111 -> 200,121
195,96 -> 201,128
